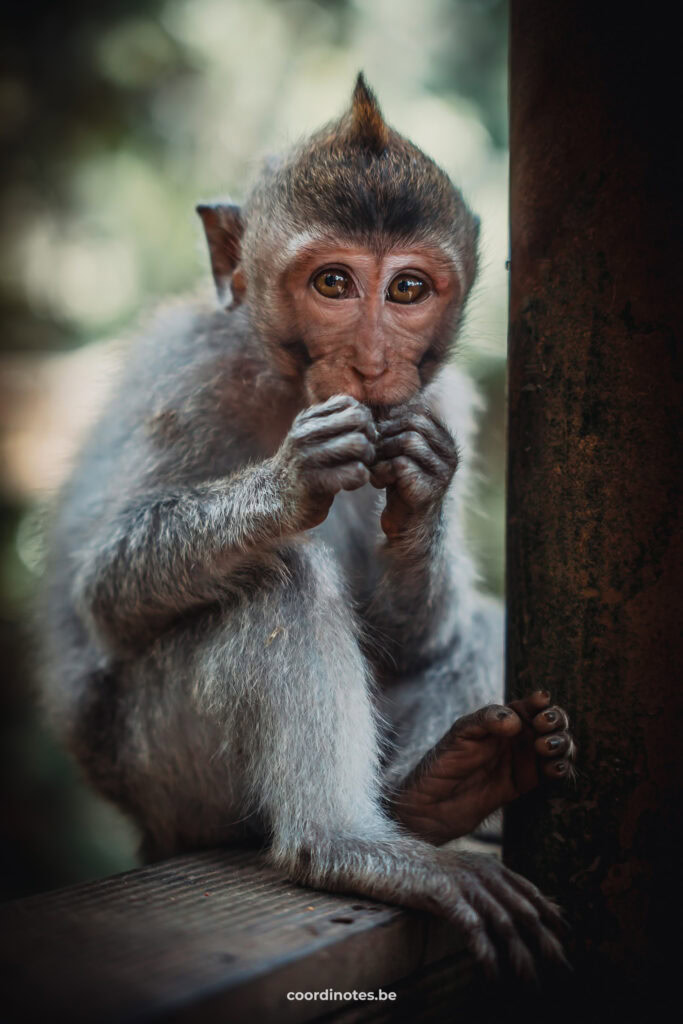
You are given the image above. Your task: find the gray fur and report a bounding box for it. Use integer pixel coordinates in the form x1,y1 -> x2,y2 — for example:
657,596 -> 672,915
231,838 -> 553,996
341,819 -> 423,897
40,80 -> 566,974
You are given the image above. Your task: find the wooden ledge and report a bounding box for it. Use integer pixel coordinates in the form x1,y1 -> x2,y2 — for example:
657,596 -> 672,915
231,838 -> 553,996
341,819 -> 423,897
0,843 -> 498,1023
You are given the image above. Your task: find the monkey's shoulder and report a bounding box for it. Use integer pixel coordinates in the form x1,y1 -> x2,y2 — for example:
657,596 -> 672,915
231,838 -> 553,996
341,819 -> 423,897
67,301 -> 267,501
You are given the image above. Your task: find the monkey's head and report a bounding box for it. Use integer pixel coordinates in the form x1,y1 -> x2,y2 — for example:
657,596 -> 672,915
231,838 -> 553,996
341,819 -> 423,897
198,74 -> 479,410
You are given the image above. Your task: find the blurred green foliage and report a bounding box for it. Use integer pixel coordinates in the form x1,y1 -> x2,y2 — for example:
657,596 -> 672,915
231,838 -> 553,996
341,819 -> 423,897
0,0 -> 508,897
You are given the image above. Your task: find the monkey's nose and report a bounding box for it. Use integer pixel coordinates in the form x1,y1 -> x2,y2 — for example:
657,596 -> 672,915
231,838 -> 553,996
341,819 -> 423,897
351,361 -> 387,383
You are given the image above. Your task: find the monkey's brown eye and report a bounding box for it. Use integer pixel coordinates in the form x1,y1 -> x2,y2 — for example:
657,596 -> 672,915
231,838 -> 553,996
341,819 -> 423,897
387,274 -> 429,304
313,269 -> 351,299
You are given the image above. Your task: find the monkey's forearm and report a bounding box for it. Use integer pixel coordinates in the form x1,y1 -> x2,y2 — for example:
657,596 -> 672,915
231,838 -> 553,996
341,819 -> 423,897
365,505 -> 460,671
74,461 -> 299,653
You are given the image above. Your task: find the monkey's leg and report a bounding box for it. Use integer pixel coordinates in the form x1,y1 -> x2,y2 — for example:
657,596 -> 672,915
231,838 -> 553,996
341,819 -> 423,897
380,599 -> 576,845
80,545 -> 566,977
245,549 -> 566,976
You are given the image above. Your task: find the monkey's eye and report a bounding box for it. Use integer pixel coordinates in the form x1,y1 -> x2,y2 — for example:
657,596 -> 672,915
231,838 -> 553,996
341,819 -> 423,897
313,269 -> 352,299
387,274 -> 429,304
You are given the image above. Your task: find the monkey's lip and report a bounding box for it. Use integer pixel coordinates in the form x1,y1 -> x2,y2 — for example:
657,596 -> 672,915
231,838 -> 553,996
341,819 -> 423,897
365,393 -> 421,417
367,403 -> 398,421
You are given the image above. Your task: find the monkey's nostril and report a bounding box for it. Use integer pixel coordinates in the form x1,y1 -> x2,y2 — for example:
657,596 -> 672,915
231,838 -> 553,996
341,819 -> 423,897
355,368 -> 386,382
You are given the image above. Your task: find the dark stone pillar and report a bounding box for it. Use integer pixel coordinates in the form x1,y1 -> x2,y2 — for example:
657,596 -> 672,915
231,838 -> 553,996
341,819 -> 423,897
505,0 -> 682,1003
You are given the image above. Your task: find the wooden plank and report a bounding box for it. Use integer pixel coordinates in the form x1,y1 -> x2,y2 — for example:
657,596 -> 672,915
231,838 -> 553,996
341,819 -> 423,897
0,846 -> 488,1023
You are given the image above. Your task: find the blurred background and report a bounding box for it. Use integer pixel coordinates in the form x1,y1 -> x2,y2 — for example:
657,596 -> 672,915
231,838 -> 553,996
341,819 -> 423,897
0,0 -> 508,898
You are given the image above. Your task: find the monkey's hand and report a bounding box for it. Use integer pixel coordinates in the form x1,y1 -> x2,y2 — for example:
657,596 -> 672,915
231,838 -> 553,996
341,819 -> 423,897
274,394 -> 377,530
370,398 -> 458,540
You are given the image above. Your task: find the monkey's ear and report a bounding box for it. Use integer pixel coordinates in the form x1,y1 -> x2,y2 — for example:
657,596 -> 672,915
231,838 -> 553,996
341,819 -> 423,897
348,72 -> 389,155
196,202 -> 246,310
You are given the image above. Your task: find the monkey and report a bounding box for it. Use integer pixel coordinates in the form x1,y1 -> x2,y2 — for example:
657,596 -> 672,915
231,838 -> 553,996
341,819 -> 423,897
40,75 -> 576,979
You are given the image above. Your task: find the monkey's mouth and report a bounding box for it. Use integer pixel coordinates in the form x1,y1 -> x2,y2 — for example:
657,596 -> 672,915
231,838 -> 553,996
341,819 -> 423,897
367,403 -> 397,420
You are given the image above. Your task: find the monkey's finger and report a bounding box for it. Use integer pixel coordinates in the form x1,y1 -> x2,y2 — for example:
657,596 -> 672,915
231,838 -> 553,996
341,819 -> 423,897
443,898 -> 500,978
377,431 -> 452,481
499,868 -> 571,939
389,456 -> 447,507
463,888 -> 538,983
299,394 -> 360,420
293,404 -> 377,445
369,460 -> 398,488
299,432 -> 375,468
532,706 -> 569,735
444,704 -> 524,742
377,412 -> 457,466
454,867 -> 563,979
463,858 -> 570,961
309,462 -> 370,494
512,690 -> 553,720
370,468 -> 397,491
481,879 -> 568,962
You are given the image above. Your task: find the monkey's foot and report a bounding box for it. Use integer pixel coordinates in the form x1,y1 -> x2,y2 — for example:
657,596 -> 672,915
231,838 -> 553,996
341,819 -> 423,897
393,692 -> 575,845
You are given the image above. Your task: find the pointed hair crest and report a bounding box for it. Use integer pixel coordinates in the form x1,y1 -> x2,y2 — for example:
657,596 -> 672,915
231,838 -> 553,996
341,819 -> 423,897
345,72 -> 390,155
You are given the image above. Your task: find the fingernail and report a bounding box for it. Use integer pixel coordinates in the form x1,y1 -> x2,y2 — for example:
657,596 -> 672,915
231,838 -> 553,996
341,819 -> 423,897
544,711 -> 557,723
539,690 -> 551,698
556,762 -> 567,773
547,737 -> 561,750
496,710 -> 509,720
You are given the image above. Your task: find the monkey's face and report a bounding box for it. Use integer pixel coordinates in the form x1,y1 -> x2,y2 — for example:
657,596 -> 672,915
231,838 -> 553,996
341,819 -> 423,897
273,239 -> 462,409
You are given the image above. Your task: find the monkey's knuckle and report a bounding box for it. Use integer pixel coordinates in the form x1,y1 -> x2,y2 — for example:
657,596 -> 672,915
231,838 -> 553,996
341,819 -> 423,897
343,407 -> 367,428
350,463 -> 371,486
412,414 -> 435,438
403,431 -> 427,455
344,430 -> 370,452
294,407 -> 316,426
289,427 -> 309,448
481,703 -> 506,719
361,439 -> 376,462
330,393 -> 357,411
487,910 -> 517,938
393,455 -> 413,475
517,905 -> 542,930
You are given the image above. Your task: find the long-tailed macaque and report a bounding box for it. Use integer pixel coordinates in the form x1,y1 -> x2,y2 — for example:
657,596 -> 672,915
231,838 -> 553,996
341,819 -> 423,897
41,76 -> 575,977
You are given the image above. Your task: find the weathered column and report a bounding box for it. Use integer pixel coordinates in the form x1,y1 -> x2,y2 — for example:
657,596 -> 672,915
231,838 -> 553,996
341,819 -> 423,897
505,0 -> 682,998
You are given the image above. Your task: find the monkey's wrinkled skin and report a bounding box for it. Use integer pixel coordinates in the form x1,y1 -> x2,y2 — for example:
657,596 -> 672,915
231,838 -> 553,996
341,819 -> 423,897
41,75 -> 575,980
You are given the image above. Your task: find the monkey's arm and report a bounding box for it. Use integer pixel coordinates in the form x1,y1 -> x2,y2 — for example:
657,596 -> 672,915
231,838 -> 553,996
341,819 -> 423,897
74,395 -> 376,654
73,466 -> 296,653
366,399 -> 466,672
